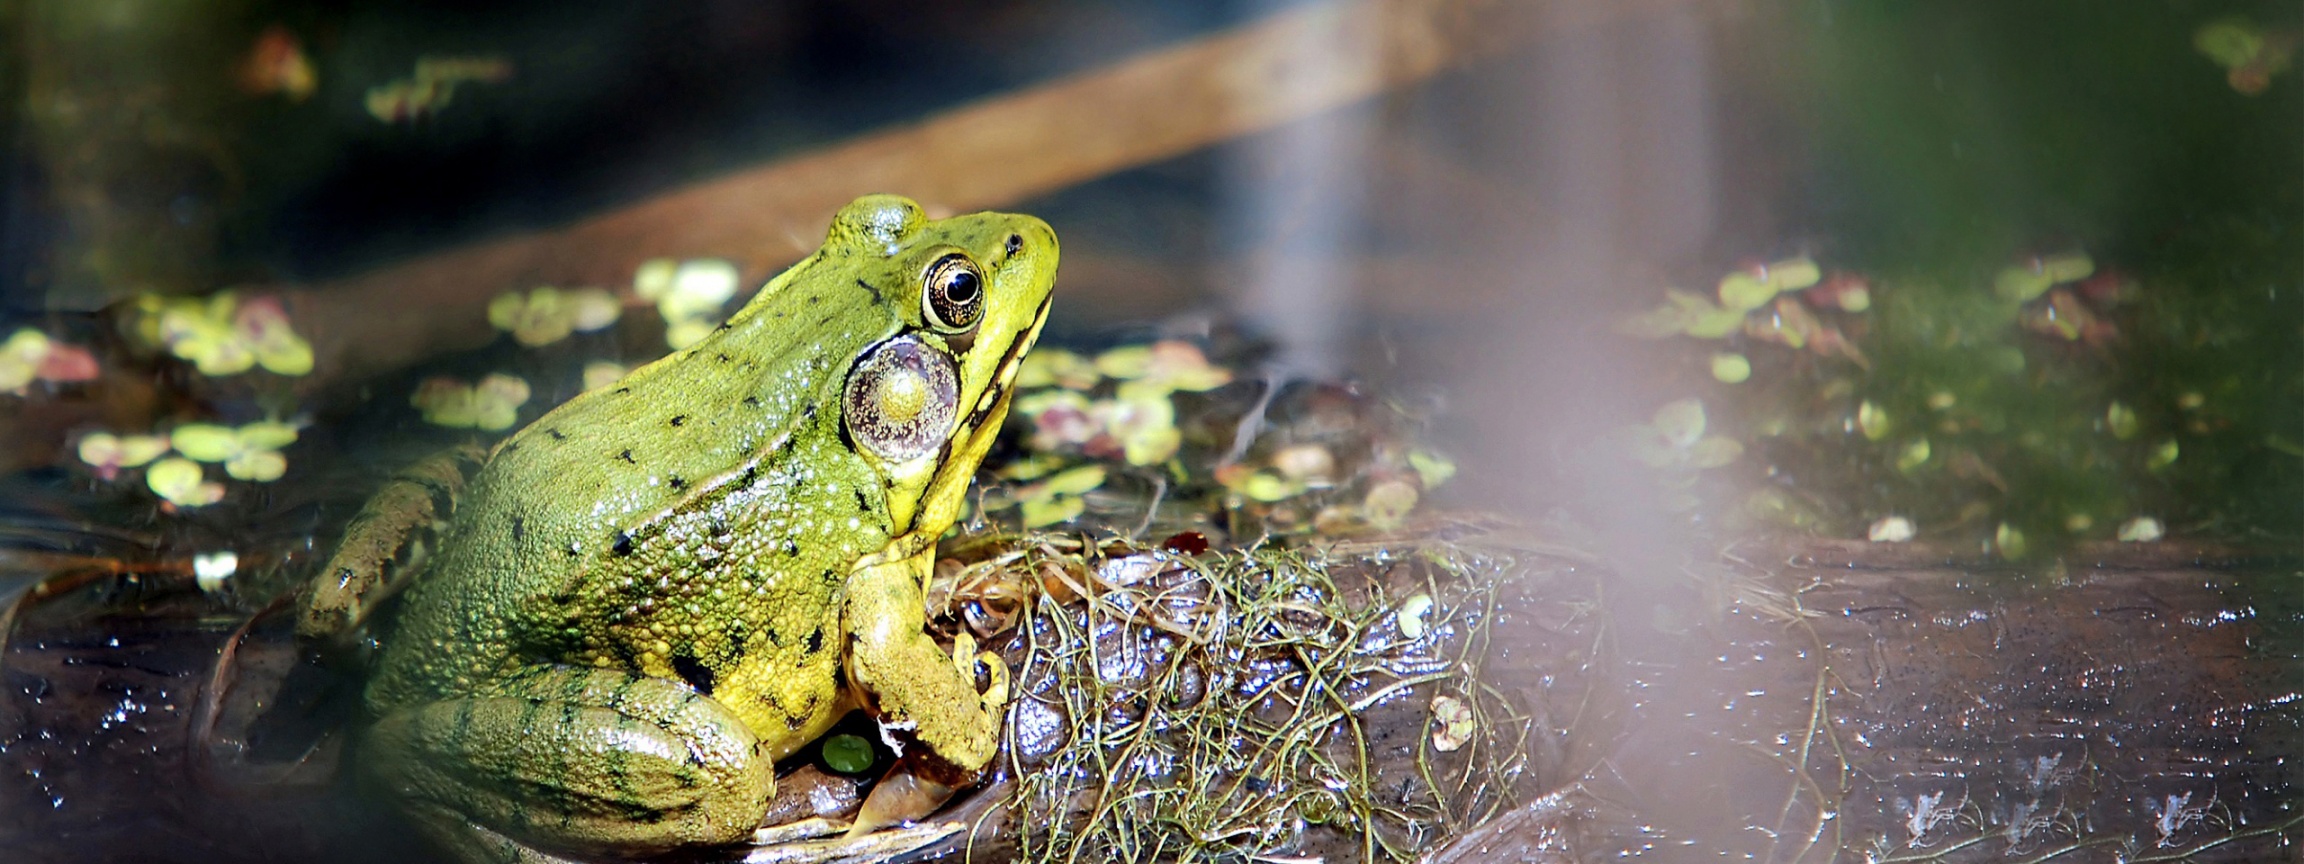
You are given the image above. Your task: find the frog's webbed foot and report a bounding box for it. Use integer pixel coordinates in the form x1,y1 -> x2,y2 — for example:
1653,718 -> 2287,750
297,445 -> 484,648
364,665 -> 773,864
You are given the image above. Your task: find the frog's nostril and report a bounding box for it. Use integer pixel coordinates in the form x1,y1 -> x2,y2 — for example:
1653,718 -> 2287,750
1004,233 -> 1023,258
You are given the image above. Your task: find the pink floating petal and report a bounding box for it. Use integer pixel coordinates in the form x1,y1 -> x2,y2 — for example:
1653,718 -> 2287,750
37,342 -> 101,383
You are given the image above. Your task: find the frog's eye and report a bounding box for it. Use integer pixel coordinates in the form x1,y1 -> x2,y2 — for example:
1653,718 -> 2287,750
922,253 -> 984,333
844,335 -> 959,462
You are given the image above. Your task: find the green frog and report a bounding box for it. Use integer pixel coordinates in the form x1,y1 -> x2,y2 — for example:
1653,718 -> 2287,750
300,195 -> 1058,863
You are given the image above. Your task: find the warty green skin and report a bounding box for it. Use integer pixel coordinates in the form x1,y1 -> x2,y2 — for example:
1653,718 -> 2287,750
357,195 -> 1058,864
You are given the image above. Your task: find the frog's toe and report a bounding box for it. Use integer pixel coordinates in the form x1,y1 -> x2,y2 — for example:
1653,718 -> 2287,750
975,649 -> 1009,713
947,631 -> 1008,715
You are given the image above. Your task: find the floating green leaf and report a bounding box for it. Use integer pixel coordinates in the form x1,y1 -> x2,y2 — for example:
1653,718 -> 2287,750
1857,400 -> 1891,441
2106,402 -> 2139,440
2147,439 -> 2180,471
821,734 -> 874,774
1718,271 -> 1777,312
1895,438 -> 1932,473
1994,265 -> 2054,302
1995,522 -> 2028,560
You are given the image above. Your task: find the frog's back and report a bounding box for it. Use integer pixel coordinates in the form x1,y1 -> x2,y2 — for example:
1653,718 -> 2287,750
367,259 -> 898,709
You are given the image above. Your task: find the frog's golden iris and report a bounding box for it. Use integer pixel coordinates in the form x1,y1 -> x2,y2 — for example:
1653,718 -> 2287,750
302,195 -> 1058,864
921,251 -> 984,332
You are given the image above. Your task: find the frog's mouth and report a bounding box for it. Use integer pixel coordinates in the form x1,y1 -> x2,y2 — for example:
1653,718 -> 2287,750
959,293 -> 1053,435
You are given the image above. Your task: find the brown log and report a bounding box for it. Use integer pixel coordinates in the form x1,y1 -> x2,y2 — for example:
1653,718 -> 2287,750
281,0 -> 1672,385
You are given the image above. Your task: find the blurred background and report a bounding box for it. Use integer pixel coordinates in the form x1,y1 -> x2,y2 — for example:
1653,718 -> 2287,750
7,0 -> 2300,565
3,0 -> 2302,860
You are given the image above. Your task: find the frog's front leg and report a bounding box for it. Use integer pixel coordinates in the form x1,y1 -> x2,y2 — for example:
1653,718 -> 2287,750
842,553 -> 1007,776
365,665 -> 773,864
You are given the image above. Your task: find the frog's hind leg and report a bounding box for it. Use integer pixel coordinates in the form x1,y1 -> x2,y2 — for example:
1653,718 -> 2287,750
298,445 -> 485,645
364,665 -> 773,864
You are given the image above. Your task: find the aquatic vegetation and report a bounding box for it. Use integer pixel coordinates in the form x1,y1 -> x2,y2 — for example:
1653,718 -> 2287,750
75,433 -> 171,481
146,456 -> 224,508
366,55 -> 514,123
1001,465 -> 1107,529
131,292 -> 314,377
1627,398 -> 1742,472
2117,516 -> 2164,543
1617,234 -> 2293,555
486,286 -> 620,347
0,327 -> 100,392
995,339 -> 1453,536
237,25 -> 315,101
74,422 -> 298,506
994,536 -> 1539,863
581,360 -> 628,391
411,373 -> 531,431
633,258 -> 740,348
1868,515 -> 1916,543
1012,343 -> 1228,468
170,421 -> 299,482
2195,15 -> 2296,95
1093,339 -> 1234,403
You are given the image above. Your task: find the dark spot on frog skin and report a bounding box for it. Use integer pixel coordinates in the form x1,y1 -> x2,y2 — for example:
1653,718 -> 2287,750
785,714 -> 805,731
547,428 -> 566,441
738,466 -> 759,487
781,539 -> 801,556
853,490 -> 870,513
805,627 -> 825,655
610,531 -> 635,557
510,516 -> 525,542
669,415 -> 686,427
764,625 -> 781,647
670,653 -> 715,696
618,449 -> 636,464
743,396 -> 761,409
716,352 -> 732,363
566,542 -> 583,557
615,387 -> 632,396
668,476 -> 687,491
700,643 -> 746,673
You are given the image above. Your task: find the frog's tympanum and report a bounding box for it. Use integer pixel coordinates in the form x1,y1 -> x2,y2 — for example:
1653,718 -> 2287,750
309,196 -> 1057,863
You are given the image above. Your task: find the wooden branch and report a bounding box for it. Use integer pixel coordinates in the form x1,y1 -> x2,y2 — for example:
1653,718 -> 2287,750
284,0 -> 1576,383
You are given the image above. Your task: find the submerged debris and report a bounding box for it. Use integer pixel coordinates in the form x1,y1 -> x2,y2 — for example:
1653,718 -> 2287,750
959,532 -> 1550,863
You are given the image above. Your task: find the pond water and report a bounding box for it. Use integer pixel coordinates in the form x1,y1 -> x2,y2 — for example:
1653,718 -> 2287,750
3,1 -> 2301,862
